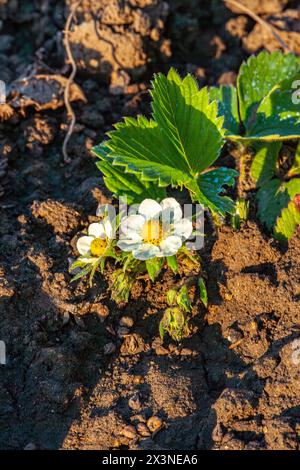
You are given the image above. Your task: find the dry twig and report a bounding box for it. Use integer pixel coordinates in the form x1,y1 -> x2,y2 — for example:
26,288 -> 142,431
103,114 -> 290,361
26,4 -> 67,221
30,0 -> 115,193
62,1 -> 81,163
224,0 -> 292,53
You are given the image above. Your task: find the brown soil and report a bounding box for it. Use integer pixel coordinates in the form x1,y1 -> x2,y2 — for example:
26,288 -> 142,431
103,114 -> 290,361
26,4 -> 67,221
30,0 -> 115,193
0,0 -> 300,450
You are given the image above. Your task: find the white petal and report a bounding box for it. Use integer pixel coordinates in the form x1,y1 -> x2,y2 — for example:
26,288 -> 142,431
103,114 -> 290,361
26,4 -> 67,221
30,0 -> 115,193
132,243 -> 160,260
76,236 -> 93,255
120,214 -> 145,237
161,197 -> 182,223
138,199 -> 162,220
88,222 -> 105,238
102,219 -> 114,239
158,235 -> 182,257
117,239 -> 142,252
173,218 -> 193,240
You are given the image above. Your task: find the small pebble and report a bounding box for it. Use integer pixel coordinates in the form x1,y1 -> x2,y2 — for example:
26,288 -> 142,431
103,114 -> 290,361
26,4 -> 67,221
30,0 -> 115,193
103,342 -> 116,355
62,311 -> 70,325
91,303 -> 109,321
128,393 -> 142,411
121,425 -> 137,439
227,328 -> 243,343
73,316 -> 85,328
180,348 -> 193,356
119,316 -> 134,328
117,326 -> 130,338
137,423 -> 151,437
112,439 -> 121,448
24,442 -> 36,450
133,375 -> 144,384
147,416 -> 163,433
155,346 -> 169,356
130,414 -> 146,424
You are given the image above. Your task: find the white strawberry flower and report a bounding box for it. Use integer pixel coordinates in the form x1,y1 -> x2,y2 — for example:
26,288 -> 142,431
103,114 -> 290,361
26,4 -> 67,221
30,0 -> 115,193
77,219 -> 114,262
117,198 -> 193,260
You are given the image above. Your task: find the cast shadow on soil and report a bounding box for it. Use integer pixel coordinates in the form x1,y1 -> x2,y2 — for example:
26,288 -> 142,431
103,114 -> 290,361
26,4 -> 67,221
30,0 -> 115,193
118,323 -> 248,450
131,327 -> 300,450
0,212 -> 118,449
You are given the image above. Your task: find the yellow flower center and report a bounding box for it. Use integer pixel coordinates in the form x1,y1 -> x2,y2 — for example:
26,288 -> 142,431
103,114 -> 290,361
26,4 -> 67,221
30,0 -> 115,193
141,220 -> 165,246
90,238 -> 107,257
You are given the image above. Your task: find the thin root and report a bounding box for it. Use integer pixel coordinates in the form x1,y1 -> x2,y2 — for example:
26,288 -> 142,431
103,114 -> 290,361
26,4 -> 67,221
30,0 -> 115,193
62,1 -> 81,164
224,0 -> 292,53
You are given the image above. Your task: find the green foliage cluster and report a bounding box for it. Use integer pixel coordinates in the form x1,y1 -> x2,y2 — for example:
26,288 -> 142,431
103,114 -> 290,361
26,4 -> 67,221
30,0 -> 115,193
160,278 -> 207,341
94,51 -> 300,241
93,68 -> 238,218
72,51 -> 300,339
210,51 -> 300,240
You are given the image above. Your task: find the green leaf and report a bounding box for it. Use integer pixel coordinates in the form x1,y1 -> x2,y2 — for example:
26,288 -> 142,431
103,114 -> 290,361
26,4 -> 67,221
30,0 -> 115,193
250,142 -> 281,185
247,73 -> 300,140
151,68 -> 225,174
177,285 -> 191,313
109,269 -> 134,304
237,51 -> 300,129
166,255 -> 178,273
231,198 -> 249,230
198,277 -> 208,308
94,145 -> 166,203
289,141 -> 300,177
146,258 -> 162,281
187,167 -> 238,216
253,144 -> 300,240
209,85 -> 240,135
104,116 -> 192,187
274,198 -> 300,242
94,68 -> 234,216
159,319 -> 165,340
70,264 -> 93,283
256,176 -> 300,233
256,179 -> 288,231
166,288 -> 178,306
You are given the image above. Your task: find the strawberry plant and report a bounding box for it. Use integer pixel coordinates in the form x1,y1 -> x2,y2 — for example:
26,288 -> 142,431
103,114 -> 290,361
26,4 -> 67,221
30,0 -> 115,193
210,51 -> 300,240
160,279 -> 207,341
70,197 -> 200,306
209,51 -> 300,142
93,68 -> 238,218
250,142 -> 300,242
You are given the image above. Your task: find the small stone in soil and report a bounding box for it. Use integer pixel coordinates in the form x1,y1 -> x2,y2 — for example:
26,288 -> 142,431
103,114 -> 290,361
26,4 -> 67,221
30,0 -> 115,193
121,425 -> 137,439
147,416 -> 163,433
117,326 -> 130,337
103,342 -> 116,355
119,316 -> 134,328
130,414 -> 146,424
133,375 -> 144,384
62,311 -> 70,325
24,442 -> 36,450
73,316 -> 85,328
227,328 -> 243,343
180,348 -> 194,356
137,423 -> 151,437
90,303 -> 109,321
155,345 -> 169,355
128,393 -> 142,411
